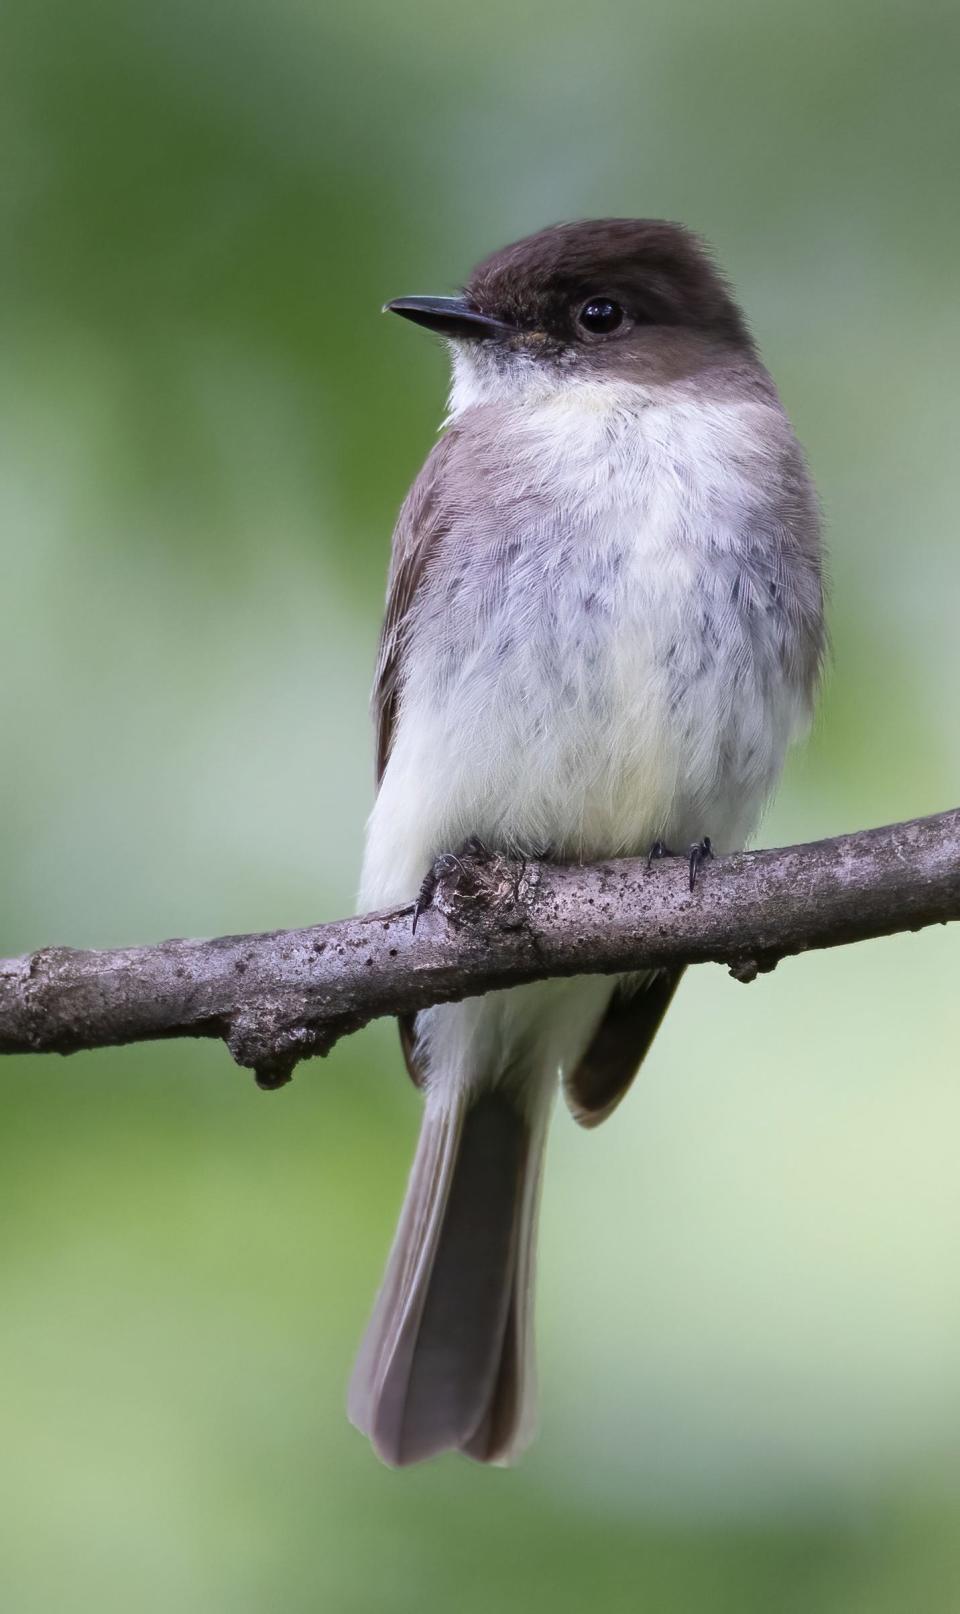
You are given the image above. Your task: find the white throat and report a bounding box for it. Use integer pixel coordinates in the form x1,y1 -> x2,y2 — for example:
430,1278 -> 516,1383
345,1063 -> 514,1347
447,342 -> 583,418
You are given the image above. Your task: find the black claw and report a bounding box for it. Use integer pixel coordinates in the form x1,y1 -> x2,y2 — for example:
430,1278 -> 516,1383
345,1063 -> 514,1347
411,856 -> 454,934
646,839 -> 675,869
688,836 -> 713,892
411,839 -> 489,934
410,869 -> 435,935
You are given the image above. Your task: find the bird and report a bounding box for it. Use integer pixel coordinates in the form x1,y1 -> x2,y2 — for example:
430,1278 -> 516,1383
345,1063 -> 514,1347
348,218 -> 825,1467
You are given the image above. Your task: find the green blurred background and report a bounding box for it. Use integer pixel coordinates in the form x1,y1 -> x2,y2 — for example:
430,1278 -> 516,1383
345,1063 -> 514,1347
1,0 -> 959,1607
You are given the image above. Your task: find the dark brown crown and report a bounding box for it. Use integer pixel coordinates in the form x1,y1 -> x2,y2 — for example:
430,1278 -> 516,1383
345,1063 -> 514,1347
465,218 -> 750,346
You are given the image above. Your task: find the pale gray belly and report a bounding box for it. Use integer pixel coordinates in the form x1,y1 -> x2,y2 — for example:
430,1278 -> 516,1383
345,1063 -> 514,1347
362,533 -> 803,910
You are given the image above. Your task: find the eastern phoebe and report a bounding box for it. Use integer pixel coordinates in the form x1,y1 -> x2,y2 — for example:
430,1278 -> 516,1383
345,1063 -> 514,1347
349,219 -> 824,1466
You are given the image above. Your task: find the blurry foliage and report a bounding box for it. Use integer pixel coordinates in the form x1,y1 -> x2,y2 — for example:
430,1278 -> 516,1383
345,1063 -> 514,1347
1,0 -> 959,1608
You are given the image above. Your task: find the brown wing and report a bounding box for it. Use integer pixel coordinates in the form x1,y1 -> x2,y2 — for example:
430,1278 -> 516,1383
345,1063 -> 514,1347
373,429 -> 462,1083
397,1012 -> 421,1087
563,969 -> 684,1128
374,426 -> 461,785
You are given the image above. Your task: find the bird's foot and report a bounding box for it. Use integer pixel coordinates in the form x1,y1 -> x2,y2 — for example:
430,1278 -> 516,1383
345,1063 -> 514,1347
687,836 -> 713,892
411,836 -> 490,934
645,835 -> 714,892
646,839 -> 676,868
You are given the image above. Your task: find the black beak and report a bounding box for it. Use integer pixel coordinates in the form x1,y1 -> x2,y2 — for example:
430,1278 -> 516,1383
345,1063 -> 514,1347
384,296 -> 513,341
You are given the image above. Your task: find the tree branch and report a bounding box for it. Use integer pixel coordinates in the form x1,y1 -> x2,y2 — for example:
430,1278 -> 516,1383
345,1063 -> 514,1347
1,808 -> 957,1088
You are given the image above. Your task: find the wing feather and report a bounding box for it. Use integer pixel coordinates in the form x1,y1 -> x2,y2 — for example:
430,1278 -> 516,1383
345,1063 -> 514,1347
373,429 -> 463,1082
563,970 -> 684,1127
374,428 -> 460,784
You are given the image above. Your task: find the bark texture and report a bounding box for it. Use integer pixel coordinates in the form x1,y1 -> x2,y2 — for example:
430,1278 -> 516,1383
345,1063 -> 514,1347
0,809 -> 957,1088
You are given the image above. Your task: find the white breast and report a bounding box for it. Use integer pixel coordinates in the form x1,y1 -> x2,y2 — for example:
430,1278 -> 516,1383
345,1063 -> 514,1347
361,377 -> 811,911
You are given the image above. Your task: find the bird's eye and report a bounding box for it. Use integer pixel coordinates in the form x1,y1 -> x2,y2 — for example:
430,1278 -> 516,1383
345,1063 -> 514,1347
577,298 -> 624,334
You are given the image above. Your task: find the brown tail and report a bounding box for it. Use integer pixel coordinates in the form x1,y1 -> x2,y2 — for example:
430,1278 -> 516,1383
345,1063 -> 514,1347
348,1087 -> 546,1467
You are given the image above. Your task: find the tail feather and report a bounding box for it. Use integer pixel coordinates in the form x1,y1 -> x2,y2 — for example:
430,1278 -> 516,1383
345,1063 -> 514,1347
347,1104 -> 461,1437
461,1100 -> 547,1464
349,1088 -> 546,1467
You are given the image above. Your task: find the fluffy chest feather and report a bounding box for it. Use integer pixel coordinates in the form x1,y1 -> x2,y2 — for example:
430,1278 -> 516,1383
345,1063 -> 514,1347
361,383 -> 818,908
